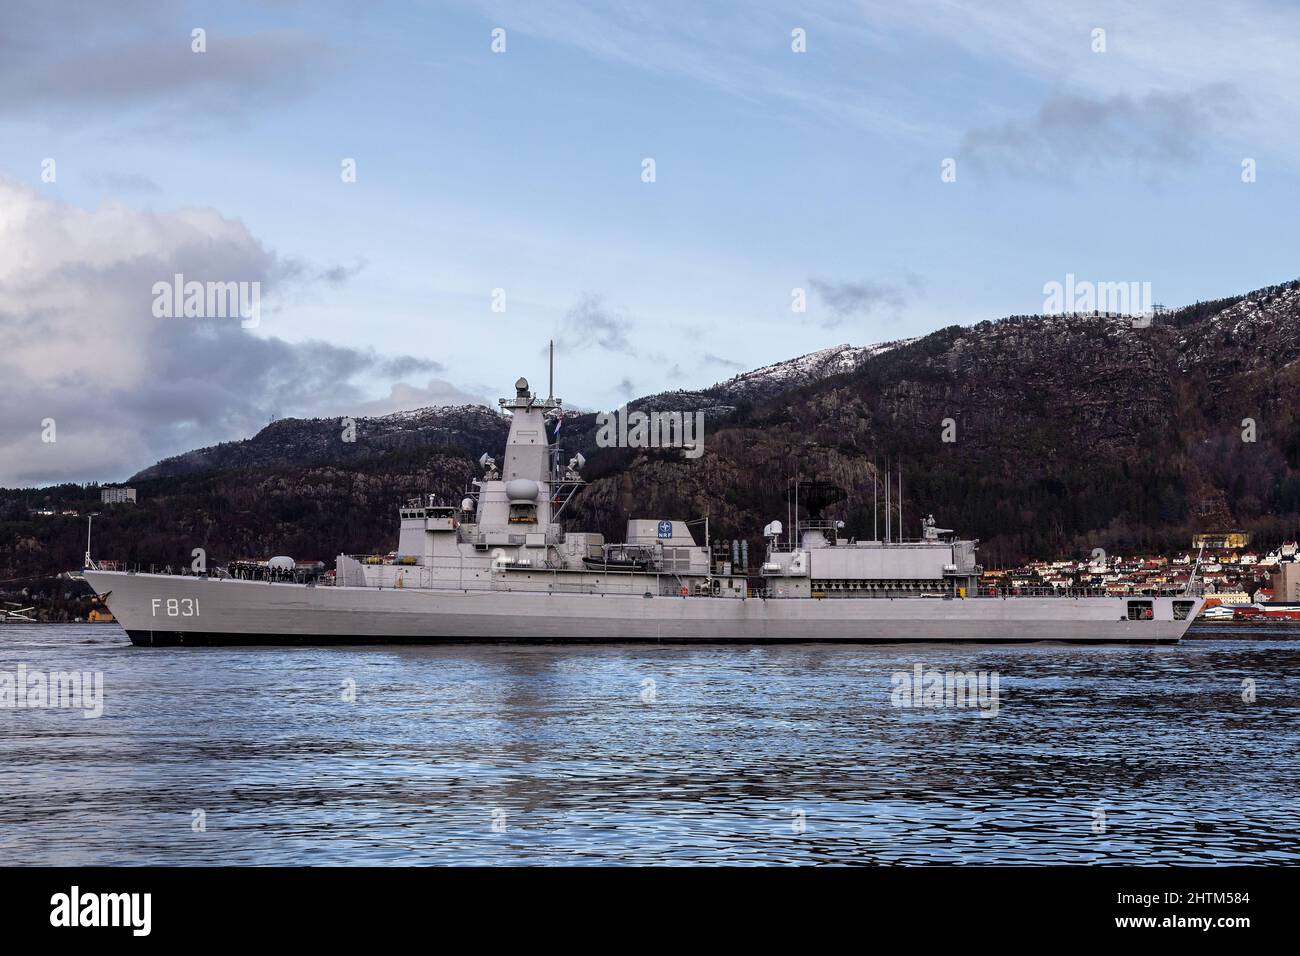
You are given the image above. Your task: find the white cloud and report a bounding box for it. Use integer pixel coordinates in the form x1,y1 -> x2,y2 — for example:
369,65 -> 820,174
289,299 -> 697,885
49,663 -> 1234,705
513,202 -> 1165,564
343,379 -> 492,417
860,0 -> 1300,158
0,1 -> 341,126
553,293 -> 635,354
466,0 -> 1300,159
0,178 -> 465,486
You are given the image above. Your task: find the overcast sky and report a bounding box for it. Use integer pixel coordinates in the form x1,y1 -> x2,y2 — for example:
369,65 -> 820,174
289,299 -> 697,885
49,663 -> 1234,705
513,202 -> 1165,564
2,0 -> 1299,486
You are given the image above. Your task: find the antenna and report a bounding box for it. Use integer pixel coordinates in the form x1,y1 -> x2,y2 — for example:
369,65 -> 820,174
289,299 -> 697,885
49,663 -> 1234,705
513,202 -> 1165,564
885,458 -> 891,544
548,339 -> 554,402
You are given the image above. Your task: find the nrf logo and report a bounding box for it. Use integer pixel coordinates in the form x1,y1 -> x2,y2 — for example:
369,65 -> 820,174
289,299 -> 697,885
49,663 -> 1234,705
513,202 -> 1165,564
49,886 -> 151,937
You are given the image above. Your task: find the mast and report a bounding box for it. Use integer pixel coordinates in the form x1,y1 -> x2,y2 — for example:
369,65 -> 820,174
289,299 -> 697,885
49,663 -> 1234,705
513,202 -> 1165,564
545,339 -> 557,480
885,458 -> 891,544
84,512 -> 98,570
787,478 -> 793,551
794,475 -> 800,550
1186,542 -> 1206,595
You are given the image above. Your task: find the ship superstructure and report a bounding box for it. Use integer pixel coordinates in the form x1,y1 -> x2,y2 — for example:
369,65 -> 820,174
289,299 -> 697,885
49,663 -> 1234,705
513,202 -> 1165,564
84,369 -> 1203,645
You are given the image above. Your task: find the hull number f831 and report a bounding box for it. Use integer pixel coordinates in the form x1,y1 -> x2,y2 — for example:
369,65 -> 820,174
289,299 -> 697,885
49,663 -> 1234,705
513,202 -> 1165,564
151,598 -> 199,617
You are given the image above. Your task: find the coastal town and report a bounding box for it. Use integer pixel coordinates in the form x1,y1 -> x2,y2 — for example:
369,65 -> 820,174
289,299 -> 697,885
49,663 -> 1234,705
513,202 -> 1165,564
980,535 -> 1300,622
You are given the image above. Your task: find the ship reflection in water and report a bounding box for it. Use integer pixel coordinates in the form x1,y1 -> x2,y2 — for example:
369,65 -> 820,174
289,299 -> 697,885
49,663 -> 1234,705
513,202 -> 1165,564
1,624 -> 1297,865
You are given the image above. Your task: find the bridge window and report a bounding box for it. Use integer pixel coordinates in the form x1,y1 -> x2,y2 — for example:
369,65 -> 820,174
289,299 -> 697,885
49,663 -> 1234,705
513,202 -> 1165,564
509,503 -> 537,524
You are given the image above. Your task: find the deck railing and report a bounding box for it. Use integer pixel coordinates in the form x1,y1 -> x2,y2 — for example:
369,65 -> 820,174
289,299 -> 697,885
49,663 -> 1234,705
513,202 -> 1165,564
92,562 -> 1205,601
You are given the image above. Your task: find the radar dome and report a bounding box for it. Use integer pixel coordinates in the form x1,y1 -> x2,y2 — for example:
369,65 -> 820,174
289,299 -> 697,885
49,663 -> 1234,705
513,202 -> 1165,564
505,479 -> 539,502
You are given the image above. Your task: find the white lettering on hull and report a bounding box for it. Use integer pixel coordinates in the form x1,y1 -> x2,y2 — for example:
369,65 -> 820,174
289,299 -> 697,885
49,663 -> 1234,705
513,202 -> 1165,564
150,597 -> 200,617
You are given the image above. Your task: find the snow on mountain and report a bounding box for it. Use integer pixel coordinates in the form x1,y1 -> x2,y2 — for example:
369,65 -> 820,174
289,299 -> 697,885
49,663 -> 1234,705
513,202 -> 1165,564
1175,280 -> 1300,377
708,339 -> 918,401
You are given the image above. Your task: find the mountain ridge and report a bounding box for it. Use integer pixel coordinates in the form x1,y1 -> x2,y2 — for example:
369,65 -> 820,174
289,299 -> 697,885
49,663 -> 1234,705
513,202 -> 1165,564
129,339 -> 921,481
6,276 -> 1300,577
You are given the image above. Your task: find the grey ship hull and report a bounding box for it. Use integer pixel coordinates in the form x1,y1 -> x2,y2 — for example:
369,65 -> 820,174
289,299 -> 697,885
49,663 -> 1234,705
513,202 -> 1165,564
84,571 -> 1202,645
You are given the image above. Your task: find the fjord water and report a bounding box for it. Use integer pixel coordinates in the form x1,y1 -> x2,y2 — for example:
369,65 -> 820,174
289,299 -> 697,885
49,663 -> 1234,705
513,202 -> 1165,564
1,624 -> 1297,865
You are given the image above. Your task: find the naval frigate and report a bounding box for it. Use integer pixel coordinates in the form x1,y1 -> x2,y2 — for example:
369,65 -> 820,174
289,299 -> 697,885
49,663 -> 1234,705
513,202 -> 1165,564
84,371 -> 1204,645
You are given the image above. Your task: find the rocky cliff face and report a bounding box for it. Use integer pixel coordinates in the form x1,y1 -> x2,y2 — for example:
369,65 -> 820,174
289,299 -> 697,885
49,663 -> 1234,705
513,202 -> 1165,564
6,278 -> 1300,575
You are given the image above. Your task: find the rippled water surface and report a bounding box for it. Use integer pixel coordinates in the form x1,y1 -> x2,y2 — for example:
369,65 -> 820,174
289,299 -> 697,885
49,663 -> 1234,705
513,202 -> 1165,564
2,623 -> 1298,865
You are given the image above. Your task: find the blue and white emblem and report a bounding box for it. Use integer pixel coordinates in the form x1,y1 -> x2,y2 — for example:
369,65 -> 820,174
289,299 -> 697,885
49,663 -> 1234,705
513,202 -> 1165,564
656,520 -> 673,539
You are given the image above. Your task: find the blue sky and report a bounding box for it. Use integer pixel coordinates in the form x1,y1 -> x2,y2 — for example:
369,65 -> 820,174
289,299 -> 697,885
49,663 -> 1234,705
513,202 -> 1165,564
2,0 -> 1298,484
